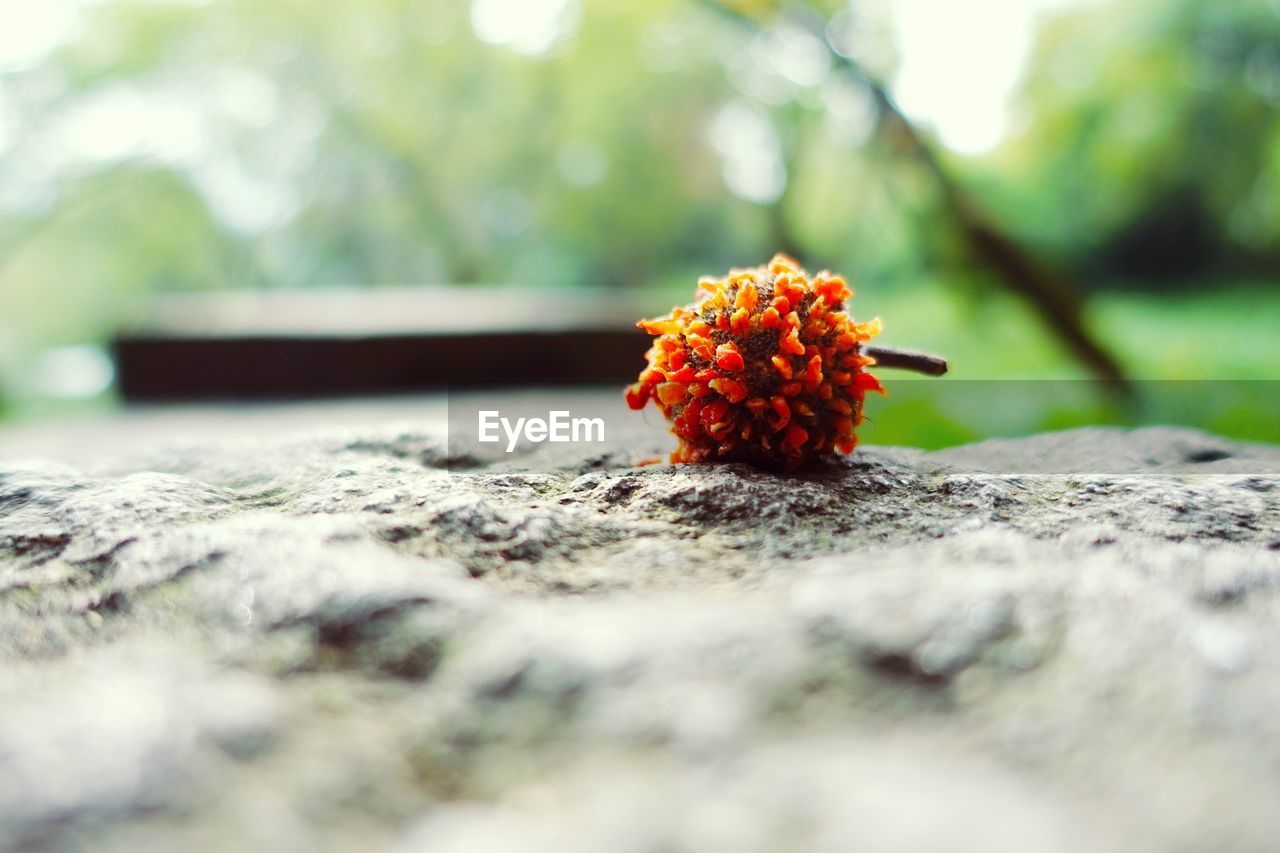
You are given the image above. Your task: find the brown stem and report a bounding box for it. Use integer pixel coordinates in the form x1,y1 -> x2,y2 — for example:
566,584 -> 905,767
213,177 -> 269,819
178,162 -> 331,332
863,345 -> 949,377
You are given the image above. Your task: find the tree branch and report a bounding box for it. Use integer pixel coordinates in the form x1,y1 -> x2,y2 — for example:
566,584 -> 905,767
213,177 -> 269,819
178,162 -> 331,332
701,0 -> 1132,395
863,345 -> 948,376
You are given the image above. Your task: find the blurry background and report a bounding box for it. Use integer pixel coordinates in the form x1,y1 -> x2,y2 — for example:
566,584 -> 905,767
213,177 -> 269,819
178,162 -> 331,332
0,0 -> 1276,447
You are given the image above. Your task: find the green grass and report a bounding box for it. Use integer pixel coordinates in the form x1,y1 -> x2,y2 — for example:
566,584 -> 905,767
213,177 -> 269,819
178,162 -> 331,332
849,279 -> 1279,447
851,279 -> 1280,381
1095,286 -> 1280,380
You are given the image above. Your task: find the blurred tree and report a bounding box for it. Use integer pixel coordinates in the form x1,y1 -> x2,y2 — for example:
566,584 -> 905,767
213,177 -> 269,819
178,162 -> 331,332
1,0 -> 1274,407
0,0 -> 924,370
997,0 -> 1280,284
705,0 -> 1130,385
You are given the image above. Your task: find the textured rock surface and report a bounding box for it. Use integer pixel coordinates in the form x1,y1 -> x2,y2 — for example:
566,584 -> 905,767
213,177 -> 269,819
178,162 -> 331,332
2,409 -> 1280,852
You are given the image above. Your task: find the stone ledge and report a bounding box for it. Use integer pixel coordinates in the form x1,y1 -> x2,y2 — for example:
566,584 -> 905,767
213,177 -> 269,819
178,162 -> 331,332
1,422 -> 1278,851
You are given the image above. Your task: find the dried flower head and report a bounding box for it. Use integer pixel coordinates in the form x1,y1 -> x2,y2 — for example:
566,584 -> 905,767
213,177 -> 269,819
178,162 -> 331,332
626,253 -> 884,468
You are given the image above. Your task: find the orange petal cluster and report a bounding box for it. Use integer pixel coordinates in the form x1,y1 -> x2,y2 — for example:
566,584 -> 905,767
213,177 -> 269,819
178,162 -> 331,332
625,253 -> 884,468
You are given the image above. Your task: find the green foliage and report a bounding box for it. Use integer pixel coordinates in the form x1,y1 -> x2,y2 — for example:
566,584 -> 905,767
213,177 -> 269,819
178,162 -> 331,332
991,0 -> 1280,282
